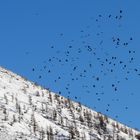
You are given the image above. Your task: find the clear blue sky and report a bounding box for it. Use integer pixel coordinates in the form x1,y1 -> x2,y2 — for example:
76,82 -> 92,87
0,0 -> 140,130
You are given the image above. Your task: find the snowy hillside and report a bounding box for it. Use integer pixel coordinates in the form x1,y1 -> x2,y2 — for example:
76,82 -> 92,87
0,66 -> 140,140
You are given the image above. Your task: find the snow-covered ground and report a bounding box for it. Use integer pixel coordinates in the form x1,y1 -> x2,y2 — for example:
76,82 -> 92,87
0,66 -> 140,140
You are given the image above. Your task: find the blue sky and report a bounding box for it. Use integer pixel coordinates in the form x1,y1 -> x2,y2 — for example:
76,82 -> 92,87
0,0 -> 140,130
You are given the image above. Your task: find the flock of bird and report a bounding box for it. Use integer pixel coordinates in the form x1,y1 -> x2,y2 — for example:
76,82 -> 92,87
29,10 -> 139,125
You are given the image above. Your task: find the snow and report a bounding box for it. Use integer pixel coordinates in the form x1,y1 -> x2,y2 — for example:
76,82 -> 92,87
0,66 -> 140,140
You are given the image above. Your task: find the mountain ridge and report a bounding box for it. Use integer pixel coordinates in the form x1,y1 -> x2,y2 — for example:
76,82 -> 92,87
0,66 -> 140,140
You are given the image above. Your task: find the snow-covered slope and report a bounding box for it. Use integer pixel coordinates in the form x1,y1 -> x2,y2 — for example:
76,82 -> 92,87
0,66 -> 140,140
